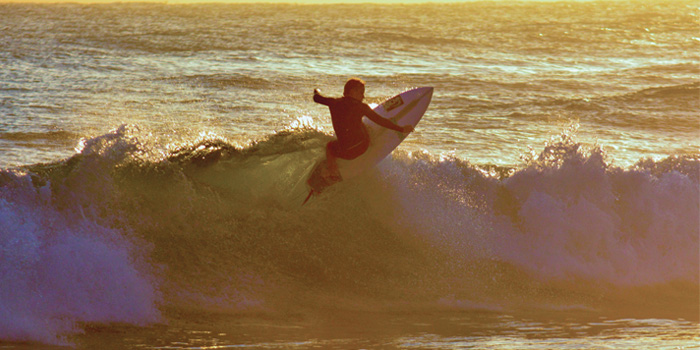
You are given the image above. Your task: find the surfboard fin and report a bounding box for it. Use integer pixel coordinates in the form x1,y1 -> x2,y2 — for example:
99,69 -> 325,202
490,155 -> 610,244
302,189 -> 315,206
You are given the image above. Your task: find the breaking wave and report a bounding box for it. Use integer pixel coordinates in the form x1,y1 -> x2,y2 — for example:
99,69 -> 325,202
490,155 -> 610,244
1,124 -> 698,344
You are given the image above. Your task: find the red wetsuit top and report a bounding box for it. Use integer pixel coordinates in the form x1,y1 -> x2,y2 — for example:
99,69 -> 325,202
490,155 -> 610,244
314,93 -> 402,160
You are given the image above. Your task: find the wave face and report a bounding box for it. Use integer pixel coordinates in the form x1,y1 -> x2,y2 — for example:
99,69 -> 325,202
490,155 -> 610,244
1,125 -> 697,344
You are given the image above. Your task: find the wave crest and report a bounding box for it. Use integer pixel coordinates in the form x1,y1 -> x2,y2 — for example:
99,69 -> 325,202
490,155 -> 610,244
2,125 -> 698,344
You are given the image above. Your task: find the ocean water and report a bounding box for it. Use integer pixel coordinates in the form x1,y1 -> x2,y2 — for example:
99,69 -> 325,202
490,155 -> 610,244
1,0 -> 699,348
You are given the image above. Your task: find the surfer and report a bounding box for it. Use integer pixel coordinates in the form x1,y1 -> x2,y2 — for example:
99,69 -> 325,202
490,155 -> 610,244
313,78 -> 414,178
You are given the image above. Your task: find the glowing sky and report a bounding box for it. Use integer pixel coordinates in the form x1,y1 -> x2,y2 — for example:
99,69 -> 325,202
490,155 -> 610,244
0,0 -> 609,3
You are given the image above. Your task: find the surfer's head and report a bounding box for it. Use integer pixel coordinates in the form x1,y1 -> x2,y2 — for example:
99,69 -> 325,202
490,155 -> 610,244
343,78 -> 365,101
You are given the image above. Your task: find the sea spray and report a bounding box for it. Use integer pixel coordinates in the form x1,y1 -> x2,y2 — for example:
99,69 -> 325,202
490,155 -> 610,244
0,169 -> 160,345
379,129 -> 698,314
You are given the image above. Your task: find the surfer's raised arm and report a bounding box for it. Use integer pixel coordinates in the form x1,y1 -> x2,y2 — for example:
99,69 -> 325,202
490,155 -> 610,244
313,85 -> 413,134
313,89 -> 333,106
361,105 -> 414,134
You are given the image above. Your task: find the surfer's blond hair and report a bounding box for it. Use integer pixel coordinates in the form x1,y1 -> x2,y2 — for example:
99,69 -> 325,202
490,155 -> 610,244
343,78 -> 365,97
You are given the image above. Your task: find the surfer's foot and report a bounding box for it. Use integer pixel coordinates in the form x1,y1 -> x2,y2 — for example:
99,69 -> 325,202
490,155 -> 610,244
321,163 -> 342,182
328,170 -> 342,182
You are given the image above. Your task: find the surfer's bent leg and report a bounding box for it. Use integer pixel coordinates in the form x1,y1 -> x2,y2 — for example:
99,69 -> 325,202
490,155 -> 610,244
326,139 -> 369,174
326,141 -> 339,174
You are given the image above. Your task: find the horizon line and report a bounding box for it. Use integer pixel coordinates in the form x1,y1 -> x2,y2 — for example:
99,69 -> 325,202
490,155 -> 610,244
0,0 -> 637,3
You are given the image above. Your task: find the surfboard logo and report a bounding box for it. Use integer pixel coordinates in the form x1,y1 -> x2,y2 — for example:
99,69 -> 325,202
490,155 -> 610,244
384,95 -> 404,112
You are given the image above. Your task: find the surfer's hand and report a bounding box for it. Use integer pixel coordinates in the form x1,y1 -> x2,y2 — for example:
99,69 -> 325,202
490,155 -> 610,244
314,89 -> 321,96
401,125 -> 414,133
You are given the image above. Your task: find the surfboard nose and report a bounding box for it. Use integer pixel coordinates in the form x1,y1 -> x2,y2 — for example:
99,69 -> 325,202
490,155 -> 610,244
416,86 -> 433,94
418,87 -> 434,110
417,86 -> 434,102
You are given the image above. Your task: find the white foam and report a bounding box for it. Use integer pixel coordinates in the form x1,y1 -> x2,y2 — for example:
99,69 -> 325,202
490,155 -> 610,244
0,171 -> 160,345
385,148 -> 699,286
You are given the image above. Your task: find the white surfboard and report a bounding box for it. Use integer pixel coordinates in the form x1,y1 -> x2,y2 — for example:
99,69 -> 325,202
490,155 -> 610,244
305,87 -> 433,200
